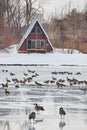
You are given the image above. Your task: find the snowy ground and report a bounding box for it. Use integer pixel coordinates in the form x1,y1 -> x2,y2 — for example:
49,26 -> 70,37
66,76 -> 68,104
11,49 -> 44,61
0,45 -> 87,66
0,45 -> 87,130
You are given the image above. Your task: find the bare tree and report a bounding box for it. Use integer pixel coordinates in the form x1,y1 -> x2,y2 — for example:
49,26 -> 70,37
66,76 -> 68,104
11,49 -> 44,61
0,0 -> 6,18
4,0 -> 45,36
6,0 -> 10,27
4,0 -> 23,37
51,16 -> 67,49
0,0 -> 7,29
24,0 -> 45,26
66,8 -> 81,53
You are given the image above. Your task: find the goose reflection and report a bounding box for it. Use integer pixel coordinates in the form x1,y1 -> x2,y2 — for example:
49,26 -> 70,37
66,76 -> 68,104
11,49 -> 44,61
59,120 -> 66,130
28,118 -> 43,130
28,124 -> 35,130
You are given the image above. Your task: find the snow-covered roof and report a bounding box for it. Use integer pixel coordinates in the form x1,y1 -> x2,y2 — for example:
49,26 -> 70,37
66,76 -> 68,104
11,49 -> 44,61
17,18 -> 54,51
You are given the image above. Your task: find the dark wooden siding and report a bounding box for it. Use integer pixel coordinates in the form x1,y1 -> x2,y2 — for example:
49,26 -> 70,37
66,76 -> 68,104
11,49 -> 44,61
28,34 -> 45,39
47,43 -> 53,52
19,39 -> 27,52
19,34 -> 53,52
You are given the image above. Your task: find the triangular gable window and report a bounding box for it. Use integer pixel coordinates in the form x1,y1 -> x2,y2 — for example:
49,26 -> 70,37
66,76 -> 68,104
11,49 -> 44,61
37,26 -> 42,34
31,27 -> 35,33
31,26 -> 42,34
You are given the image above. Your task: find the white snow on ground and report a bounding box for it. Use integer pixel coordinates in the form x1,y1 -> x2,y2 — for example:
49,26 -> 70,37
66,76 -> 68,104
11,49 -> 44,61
0,45 -> 87,65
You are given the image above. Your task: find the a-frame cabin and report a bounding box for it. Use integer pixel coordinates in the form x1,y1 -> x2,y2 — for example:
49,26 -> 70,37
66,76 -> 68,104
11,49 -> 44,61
17,18 -> 54,53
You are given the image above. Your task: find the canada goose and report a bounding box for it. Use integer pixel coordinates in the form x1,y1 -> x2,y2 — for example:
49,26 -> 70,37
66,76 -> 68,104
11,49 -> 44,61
35,73 -> 39,76
27,69 -> 31,73
32,75 -> 37,78
51,71 -> 58,75
75,72 -> 81,75
6,78 -> 11,83
56,82 -> 65,88
44,80 -> 49,84
84,80 -> 87,85
52,77 -> 57,80
28,69 -> 35,73
27,77 -> 32,82
10,72 -> 15,76
2,70 -> 4,72
12,78 -> 19,83
2,83 -> 8,88
4,89 -> 10,95
35,81 -> 43,87
59,107 -> 66,118
34,103 -> 45,113
23,72 -> 28,76
31,71 -> 35,73
6,70 -> 8,72
80,88 -> 87,93
50,80 -> 55,83
29,112 -> 36,122
15,84 -> 19,88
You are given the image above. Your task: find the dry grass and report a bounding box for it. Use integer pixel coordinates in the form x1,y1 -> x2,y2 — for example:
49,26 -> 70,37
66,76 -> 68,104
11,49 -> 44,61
0,26 -> 18,49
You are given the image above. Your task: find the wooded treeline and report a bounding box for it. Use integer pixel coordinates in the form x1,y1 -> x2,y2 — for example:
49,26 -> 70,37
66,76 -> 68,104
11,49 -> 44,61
0,0 -> 87,53
48,8 -> 87,53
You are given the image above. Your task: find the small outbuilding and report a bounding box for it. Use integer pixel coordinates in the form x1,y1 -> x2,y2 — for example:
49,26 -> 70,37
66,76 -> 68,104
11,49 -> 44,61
17,18 -> 54,53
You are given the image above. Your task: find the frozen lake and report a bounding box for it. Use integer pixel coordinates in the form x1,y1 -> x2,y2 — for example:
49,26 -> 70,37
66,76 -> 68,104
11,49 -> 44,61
0,65 -> 87,130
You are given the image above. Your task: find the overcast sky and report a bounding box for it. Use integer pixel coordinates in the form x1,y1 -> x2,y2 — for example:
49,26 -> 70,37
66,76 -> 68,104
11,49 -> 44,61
43,0 -> 87,18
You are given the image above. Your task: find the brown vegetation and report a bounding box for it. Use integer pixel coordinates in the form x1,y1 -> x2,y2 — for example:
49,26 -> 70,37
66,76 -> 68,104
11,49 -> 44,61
46,9 -> 87,53
0,18 -> 18,49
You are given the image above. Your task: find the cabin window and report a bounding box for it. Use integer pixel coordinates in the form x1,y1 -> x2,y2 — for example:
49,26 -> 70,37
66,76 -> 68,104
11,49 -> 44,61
31,26 -> 42,34
37,40 -> 44,49
28,40 -> 35,49
31,27 -> 35,33
37,26 -> 42,34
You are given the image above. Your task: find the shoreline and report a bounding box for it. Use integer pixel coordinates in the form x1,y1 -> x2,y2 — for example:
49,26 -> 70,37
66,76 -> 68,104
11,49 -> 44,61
0,64 -> 87,67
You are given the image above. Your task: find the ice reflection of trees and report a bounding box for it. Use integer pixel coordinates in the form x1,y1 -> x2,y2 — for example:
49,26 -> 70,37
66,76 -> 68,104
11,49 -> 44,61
0,120 -> 31,130
84,119 -> 87,125
3,121 -> 10,130
0,121 -> 5,130
21,121 -> 29,130
25,107 -> 31,115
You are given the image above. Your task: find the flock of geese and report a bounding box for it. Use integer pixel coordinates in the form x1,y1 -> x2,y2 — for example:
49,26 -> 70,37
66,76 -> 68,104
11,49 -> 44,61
29,103 -> 66,123
1,69 -> 40,95
0,68 -> 87,96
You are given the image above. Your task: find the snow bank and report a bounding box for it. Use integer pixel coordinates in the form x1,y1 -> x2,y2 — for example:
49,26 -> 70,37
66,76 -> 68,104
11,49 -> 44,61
0,45 -> 87,66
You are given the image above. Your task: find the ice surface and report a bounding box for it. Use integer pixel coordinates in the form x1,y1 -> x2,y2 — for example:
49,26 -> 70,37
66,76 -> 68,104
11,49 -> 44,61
0,65 -> 87,130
